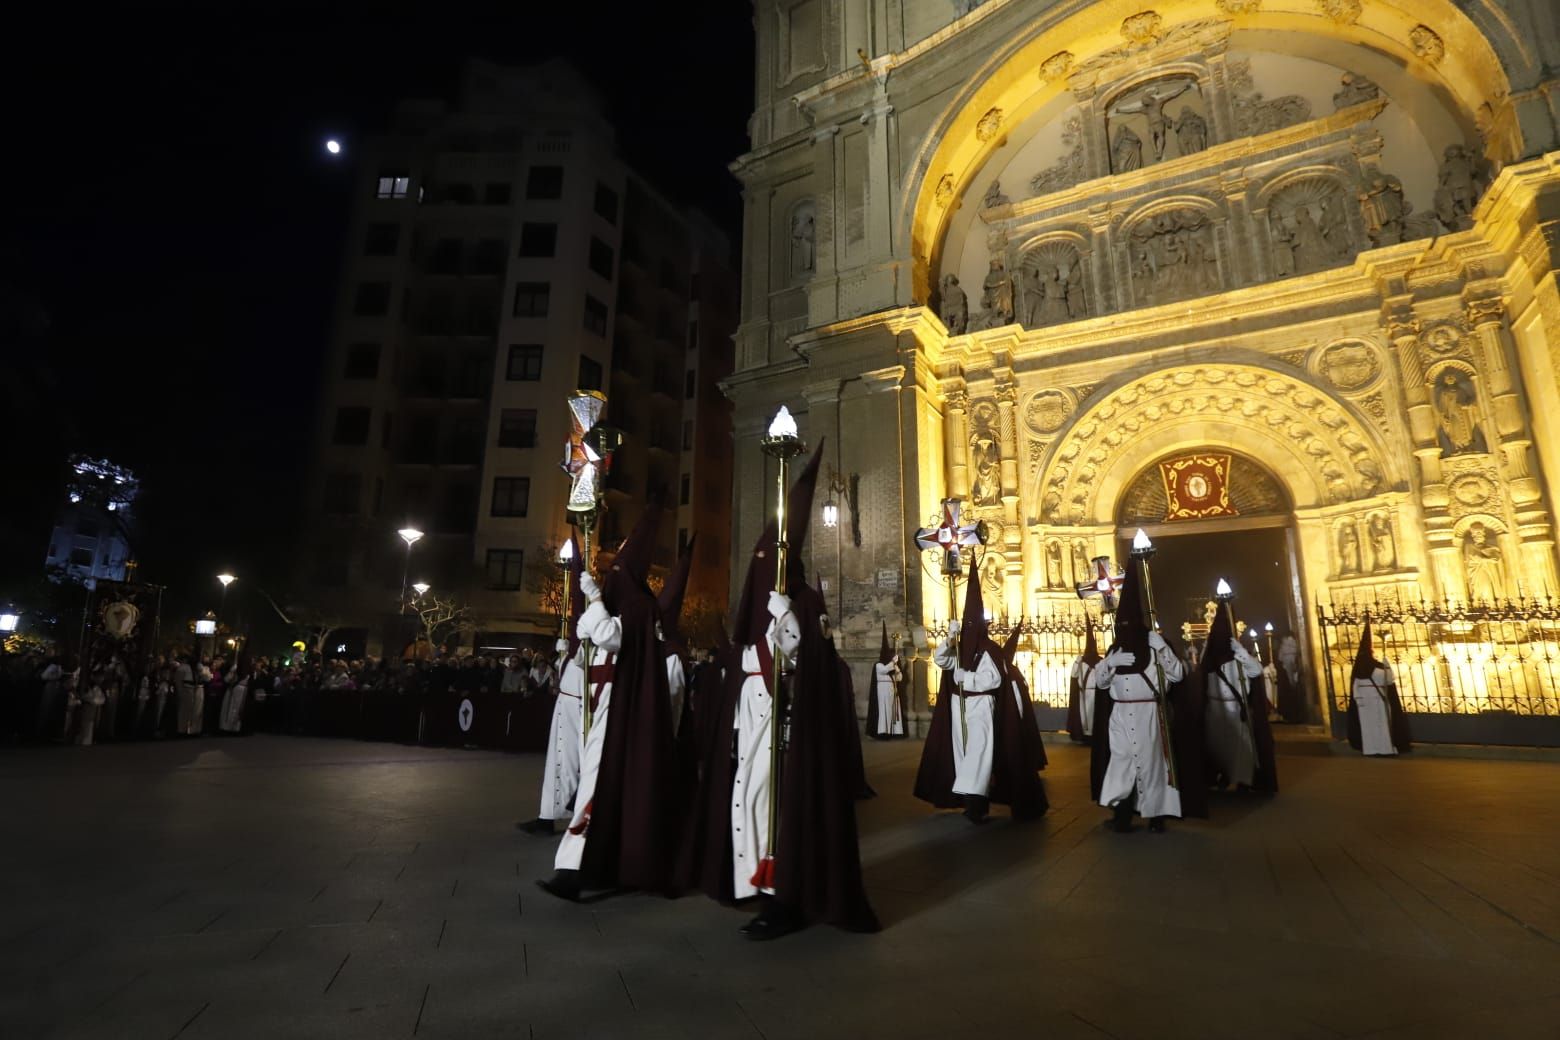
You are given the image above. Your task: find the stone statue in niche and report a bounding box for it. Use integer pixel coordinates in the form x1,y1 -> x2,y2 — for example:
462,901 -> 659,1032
1360,176 -> 1411,246
976,256 -> 1014,329
789,202 -> 816,278
1017,245 -> 1088,328
1433,145 -> 1489,232
1045,540 -> 1064,588
1332,72 -> 1380,109
1072,540 -> 1090,586
1462,522 -> 1507,602
1111,125 -> 1144,173
1338,521 -> 1362,576
1433,369 -> 1488,457
1128,209 -> 1219,307
1174,106 -> 1207,155
1108,78 -> 1197,165
968,402 -> 1003,506
1269,212 -> 1296,277
940,274 -> 968,334
1368,513 -> 1396,572
1319,195 -> 1351,255
982,180 -> 1010,209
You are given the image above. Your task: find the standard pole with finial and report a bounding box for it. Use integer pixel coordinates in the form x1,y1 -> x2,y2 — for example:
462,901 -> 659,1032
1132,528 -> 1176,789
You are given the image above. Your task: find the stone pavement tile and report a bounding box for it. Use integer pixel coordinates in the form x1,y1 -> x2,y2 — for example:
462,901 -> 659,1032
1354,991 -> 1560,1040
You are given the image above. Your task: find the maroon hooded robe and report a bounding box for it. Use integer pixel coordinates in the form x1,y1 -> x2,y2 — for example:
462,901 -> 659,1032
1065,623 -> 1102,743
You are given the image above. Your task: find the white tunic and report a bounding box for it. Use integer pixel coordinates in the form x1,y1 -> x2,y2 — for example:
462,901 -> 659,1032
175,663 -> 202,735
554,603 -> 624,871
1095,642 -> 1186,818
932,639 -> 1004,798
1204,654 -> 1263,786
731,599 -> 802,900
666,654 -> 686,737
1353,665 -> 1399,756
537,646 -> 588,821
870,661 -> 903,736
219,673 -> 249,733
1070,657 -> 1098,737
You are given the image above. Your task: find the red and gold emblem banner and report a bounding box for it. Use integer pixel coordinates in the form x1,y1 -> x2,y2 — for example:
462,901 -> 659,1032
1159,453 -> 1237,521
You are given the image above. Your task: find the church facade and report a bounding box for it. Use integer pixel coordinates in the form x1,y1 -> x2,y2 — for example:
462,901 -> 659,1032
725,0 -> 1560,739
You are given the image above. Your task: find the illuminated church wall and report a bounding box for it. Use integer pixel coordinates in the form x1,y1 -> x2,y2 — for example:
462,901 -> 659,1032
728,0 -> 1560,734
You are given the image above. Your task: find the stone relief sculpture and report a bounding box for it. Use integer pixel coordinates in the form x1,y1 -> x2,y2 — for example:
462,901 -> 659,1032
972,256 -> 1014,330
940,274 -> 968,334
1360,175 -> 1411,246
1174,106 -> 1207,155
982,180 -> 1010,209
1071,540 -> 1090,586
1017,243 -> 1088,329
789,200 -> 816,278
1433,145 -> 1489,232
1127,209 -> 1220,307
1338,521 -> 1362,575
1111,125 -> 1144,173
969,402 -> 1003,506
1333,72 -> 1380,109
1029,115 -> 1085,196
1368,513 -> 1397,572
1433,369 -> 1488,457
1463,522 -> 1507,602
1268,179 -> 1354,276
1228,59 -> 1311,136
1108,78 -> 1198,165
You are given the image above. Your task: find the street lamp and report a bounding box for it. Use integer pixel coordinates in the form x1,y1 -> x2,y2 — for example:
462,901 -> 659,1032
1263,621 -> 1275,665
397,527 -> 424,614
412,582 -> 430,598
0,612 -> 19,634
216,572 -> 236,637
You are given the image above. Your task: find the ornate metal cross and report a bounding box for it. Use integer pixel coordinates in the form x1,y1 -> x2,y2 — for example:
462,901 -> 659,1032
1075,555 -> 1124,613
560,391 -> 621,515
915,498 -> 986,577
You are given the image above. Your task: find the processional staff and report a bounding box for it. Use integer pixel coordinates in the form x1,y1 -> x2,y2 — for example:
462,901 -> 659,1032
1130,527 -> 1178,789
561,389 -> 622,738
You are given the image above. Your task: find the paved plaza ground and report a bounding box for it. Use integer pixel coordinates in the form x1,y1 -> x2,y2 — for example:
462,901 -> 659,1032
2,735 -> 1558,1039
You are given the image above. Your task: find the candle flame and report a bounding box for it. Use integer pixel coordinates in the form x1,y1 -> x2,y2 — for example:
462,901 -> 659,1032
768,405 -> 798,439
559,540 -> 574,561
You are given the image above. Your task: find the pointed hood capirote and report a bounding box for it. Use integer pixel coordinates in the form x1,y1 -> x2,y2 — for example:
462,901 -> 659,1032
657,533 -> 696,648
1201,592 -> 1236,674
731,438 -> 826,648
878,622 -> 893,665
1352,615 -> 1379,680
1080,619 -> 1102,666
958,553 -> 987,671
1109,553 -> 1153,674
1001,623 -> 1021,662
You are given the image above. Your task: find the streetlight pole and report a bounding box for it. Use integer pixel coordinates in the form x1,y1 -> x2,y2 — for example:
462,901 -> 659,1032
216,573 -> 235,652
397,527 -> 424,614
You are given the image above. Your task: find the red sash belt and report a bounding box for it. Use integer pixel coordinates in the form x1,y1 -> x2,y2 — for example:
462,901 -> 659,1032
956,690 -> 996,698
587,654 -> 616,712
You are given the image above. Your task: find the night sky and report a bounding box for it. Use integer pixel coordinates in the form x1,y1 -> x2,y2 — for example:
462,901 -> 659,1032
1,7 -> 753,631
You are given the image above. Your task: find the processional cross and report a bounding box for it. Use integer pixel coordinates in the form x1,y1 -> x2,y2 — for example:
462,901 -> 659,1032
914,498 -> 987,584
1075,556 -> 1124,614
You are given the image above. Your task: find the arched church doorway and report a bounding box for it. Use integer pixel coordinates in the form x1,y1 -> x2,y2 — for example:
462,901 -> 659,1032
1114,451 -> 1314,723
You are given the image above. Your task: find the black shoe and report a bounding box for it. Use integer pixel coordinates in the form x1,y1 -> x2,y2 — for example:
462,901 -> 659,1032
962,795 -> 990,824
1148,817 -> 1168,833
536,870 -> 582,902
517,817 -> 554,835
742,901 -> 804,942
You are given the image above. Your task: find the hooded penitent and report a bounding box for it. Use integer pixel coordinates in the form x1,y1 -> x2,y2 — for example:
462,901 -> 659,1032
1198,600 -> 1279,793
864,620 -> 905,742
996,622 -> 1049,776
912,554 -> 1048,819
1066,621 -> 1103,742
574,504 -> 677,892
677,439 -> 878,931
657,534 -> 696,655
1345,615 -> 1414,753
1087,555 -> 1209,818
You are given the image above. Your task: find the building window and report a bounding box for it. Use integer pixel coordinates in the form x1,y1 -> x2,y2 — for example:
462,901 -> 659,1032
485,548 -> 525,590
588,236 -> 615,279
594,182 -> 618,224
583,294 -> 608,336
578,355 -> 603,392
332,407 -> 371,446
363,222 -> 400,256
498,408 -> 538,448
353,281 -> 391,316
343,342 -> 380,380
684,368 -> 696,399
484,182 -> 512,205
506,344 -> 543,381
323,472 -> 361,515
518,222 -> 557,258
513,281 -> 550,317
687,320 -> 699,351
441,182 -> 476,204
680,473 -> 691,506
526,165 -> 564,200
491,476 -> 531,518
375,173 -> 410,199
682,419 -> 694,450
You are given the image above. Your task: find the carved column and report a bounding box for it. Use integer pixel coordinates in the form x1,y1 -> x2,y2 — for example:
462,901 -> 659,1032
808,126 -> 841,327
862,96 -> 895,261
1086,205 -> 1117,316
996,381 -> 1023,552
1220,173 -> 1257,288
943,386 -> 970,500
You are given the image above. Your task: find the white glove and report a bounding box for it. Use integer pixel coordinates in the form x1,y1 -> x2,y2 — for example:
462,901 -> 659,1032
555,638 -> 569,654
767,590 -> 791,620
580,574 -> 601,601
948,620 -> 961,635
1148,630 -> 1167,650
1104,649 -> 1136,669
1230,638 -> 1255,662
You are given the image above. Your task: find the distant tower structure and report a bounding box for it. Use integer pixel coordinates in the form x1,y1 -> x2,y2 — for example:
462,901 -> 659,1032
44,456 -> 139,585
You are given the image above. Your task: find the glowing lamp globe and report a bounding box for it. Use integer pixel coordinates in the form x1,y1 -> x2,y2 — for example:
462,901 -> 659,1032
398,527 -> 424,547
558,540 -> 574,562
412,582 -> 430,596
325,139 -> 342,155
767,406 -> 798,439
1215,578 -> 1233,598
1132,529 -> 1153,551
822,501 -> 839,528
217,573 -> 236,588
0,613 -> 19,634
